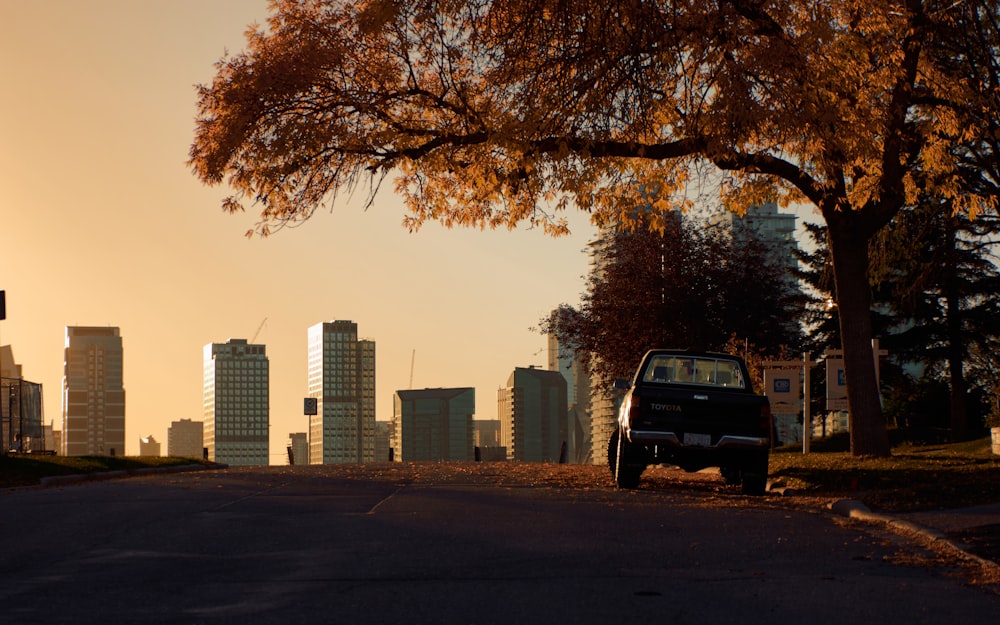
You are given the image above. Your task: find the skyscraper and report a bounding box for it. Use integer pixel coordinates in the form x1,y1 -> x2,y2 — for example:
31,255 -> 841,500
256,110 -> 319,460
711,202 -> 799,274
392,387 -> 474,461
583,228 -> 620,464
307,320 -> 375,464
62,326 -> 125,456
203,339 -> 269,466
498,367 -> 568,463
547,315 -> 593,464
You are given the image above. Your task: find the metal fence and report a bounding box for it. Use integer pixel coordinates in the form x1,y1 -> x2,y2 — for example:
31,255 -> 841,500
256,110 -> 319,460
1,377 -> 46,454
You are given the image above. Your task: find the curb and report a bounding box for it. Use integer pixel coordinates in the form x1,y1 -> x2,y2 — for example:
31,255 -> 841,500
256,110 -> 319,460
829,499 -> 1000,572
38,462 -> 227,488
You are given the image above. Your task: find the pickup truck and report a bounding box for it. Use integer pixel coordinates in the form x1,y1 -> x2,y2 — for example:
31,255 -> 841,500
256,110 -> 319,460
608,349 -> 772,495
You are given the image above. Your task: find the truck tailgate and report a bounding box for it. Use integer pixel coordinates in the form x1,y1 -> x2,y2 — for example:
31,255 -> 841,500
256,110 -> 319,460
629,386 -> 769,444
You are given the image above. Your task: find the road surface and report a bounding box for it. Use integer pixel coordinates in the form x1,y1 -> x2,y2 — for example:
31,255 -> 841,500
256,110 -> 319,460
2,464 -> 998,624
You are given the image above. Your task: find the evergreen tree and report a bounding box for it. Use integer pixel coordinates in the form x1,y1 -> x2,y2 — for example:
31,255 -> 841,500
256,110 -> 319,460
875,203 -> 1000,439
798,204 -> 1000,439
791,222 -> 840,355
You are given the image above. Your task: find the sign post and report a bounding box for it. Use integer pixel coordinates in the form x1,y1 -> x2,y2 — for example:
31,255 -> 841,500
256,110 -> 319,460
802,352 -> 813,454
825,339 -> 889,410
762,354 -> 819,454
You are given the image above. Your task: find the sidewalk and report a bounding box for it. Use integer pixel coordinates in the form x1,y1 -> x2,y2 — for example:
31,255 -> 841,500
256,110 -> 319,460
900,502 -> 1000,536
830,499 -> 1000,570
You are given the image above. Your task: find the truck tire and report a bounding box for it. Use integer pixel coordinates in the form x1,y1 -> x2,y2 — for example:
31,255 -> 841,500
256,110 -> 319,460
605,430 -> 618,478
740,451 -> 769,496
720,465 -> 741,486
608,428 -> 644,489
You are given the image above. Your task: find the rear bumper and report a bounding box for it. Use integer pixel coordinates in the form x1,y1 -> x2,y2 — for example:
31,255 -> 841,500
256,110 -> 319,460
627,429 -> 770,449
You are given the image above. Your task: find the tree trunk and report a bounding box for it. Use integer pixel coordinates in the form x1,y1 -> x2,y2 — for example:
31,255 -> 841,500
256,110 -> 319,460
948,342 -> 968,441
944,221 -> 968,440
827,220 -> 891,457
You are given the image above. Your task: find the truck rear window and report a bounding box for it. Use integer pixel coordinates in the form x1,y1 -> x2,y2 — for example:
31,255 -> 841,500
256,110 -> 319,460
641,355 -> 746,389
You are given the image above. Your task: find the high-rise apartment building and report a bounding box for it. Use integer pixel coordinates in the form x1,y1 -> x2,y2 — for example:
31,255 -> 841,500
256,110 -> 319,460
392,387 -> 474,461
712,202 -> 799,274
167,418 -> 204,458
547,318 -> 593,464
307,320 -> 375,464
498,367 -> 568,462
203,339 -> 269,466
578,225 -> 626,464
62,326 -> 125,456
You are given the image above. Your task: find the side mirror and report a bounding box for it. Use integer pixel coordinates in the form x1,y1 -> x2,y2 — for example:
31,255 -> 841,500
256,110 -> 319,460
613,379 -> 630,390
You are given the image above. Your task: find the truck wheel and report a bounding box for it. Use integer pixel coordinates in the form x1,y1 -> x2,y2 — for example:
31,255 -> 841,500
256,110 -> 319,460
606,430 -> 619,478
608,428 -> 644,489
740,452 -> 769,496
720,465 -> 741,486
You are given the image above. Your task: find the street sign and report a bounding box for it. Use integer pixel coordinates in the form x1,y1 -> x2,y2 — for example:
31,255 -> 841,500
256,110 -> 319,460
304,397 -> 318,415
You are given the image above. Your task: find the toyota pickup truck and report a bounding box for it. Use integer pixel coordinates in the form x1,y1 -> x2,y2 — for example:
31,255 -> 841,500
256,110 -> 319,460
608,349 -> 772,495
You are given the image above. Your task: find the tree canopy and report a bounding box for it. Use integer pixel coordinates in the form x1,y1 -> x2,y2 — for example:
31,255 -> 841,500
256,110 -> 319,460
545,210 -> 803,391
190,0 -> 1000,456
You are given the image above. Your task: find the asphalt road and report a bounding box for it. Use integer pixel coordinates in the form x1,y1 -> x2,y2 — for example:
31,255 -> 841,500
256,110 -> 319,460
2,465 -> 999,624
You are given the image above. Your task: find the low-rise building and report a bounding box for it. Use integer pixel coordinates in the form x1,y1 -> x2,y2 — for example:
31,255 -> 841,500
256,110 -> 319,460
392,388 -> 475,461
168,419 -> 204,458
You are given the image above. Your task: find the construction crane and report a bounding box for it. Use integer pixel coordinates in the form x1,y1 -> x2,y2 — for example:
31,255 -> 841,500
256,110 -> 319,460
409,349 -> 416,389
251,317 -> 267,343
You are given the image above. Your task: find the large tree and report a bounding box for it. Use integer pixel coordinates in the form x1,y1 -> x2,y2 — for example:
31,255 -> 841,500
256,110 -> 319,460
190,0 -> 1000,456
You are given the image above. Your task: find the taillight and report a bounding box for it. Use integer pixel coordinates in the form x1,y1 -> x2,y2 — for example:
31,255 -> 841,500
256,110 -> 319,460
628,393 -> 641,424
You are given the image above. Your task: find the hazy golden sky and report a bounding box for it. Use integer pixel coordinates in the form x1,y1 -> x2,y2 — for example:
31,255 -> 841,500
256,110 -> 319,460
1,0 -> 594,460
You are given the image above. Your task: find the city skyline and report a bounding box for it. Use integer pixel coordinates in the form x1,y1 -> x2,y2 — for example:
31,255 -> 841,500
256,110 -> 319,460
0,0 -> 595,460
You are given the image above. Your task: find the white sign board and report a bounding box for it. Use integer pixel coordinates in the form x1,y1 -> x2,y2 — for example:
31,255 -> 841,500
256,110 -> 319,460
826,357 -> 848,411
764,368 -> 800,414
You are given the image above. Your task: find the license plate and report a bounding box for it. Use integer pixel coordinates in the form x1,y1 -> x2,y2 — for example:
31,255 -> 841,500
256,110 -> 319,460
683,432 -> 711,447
